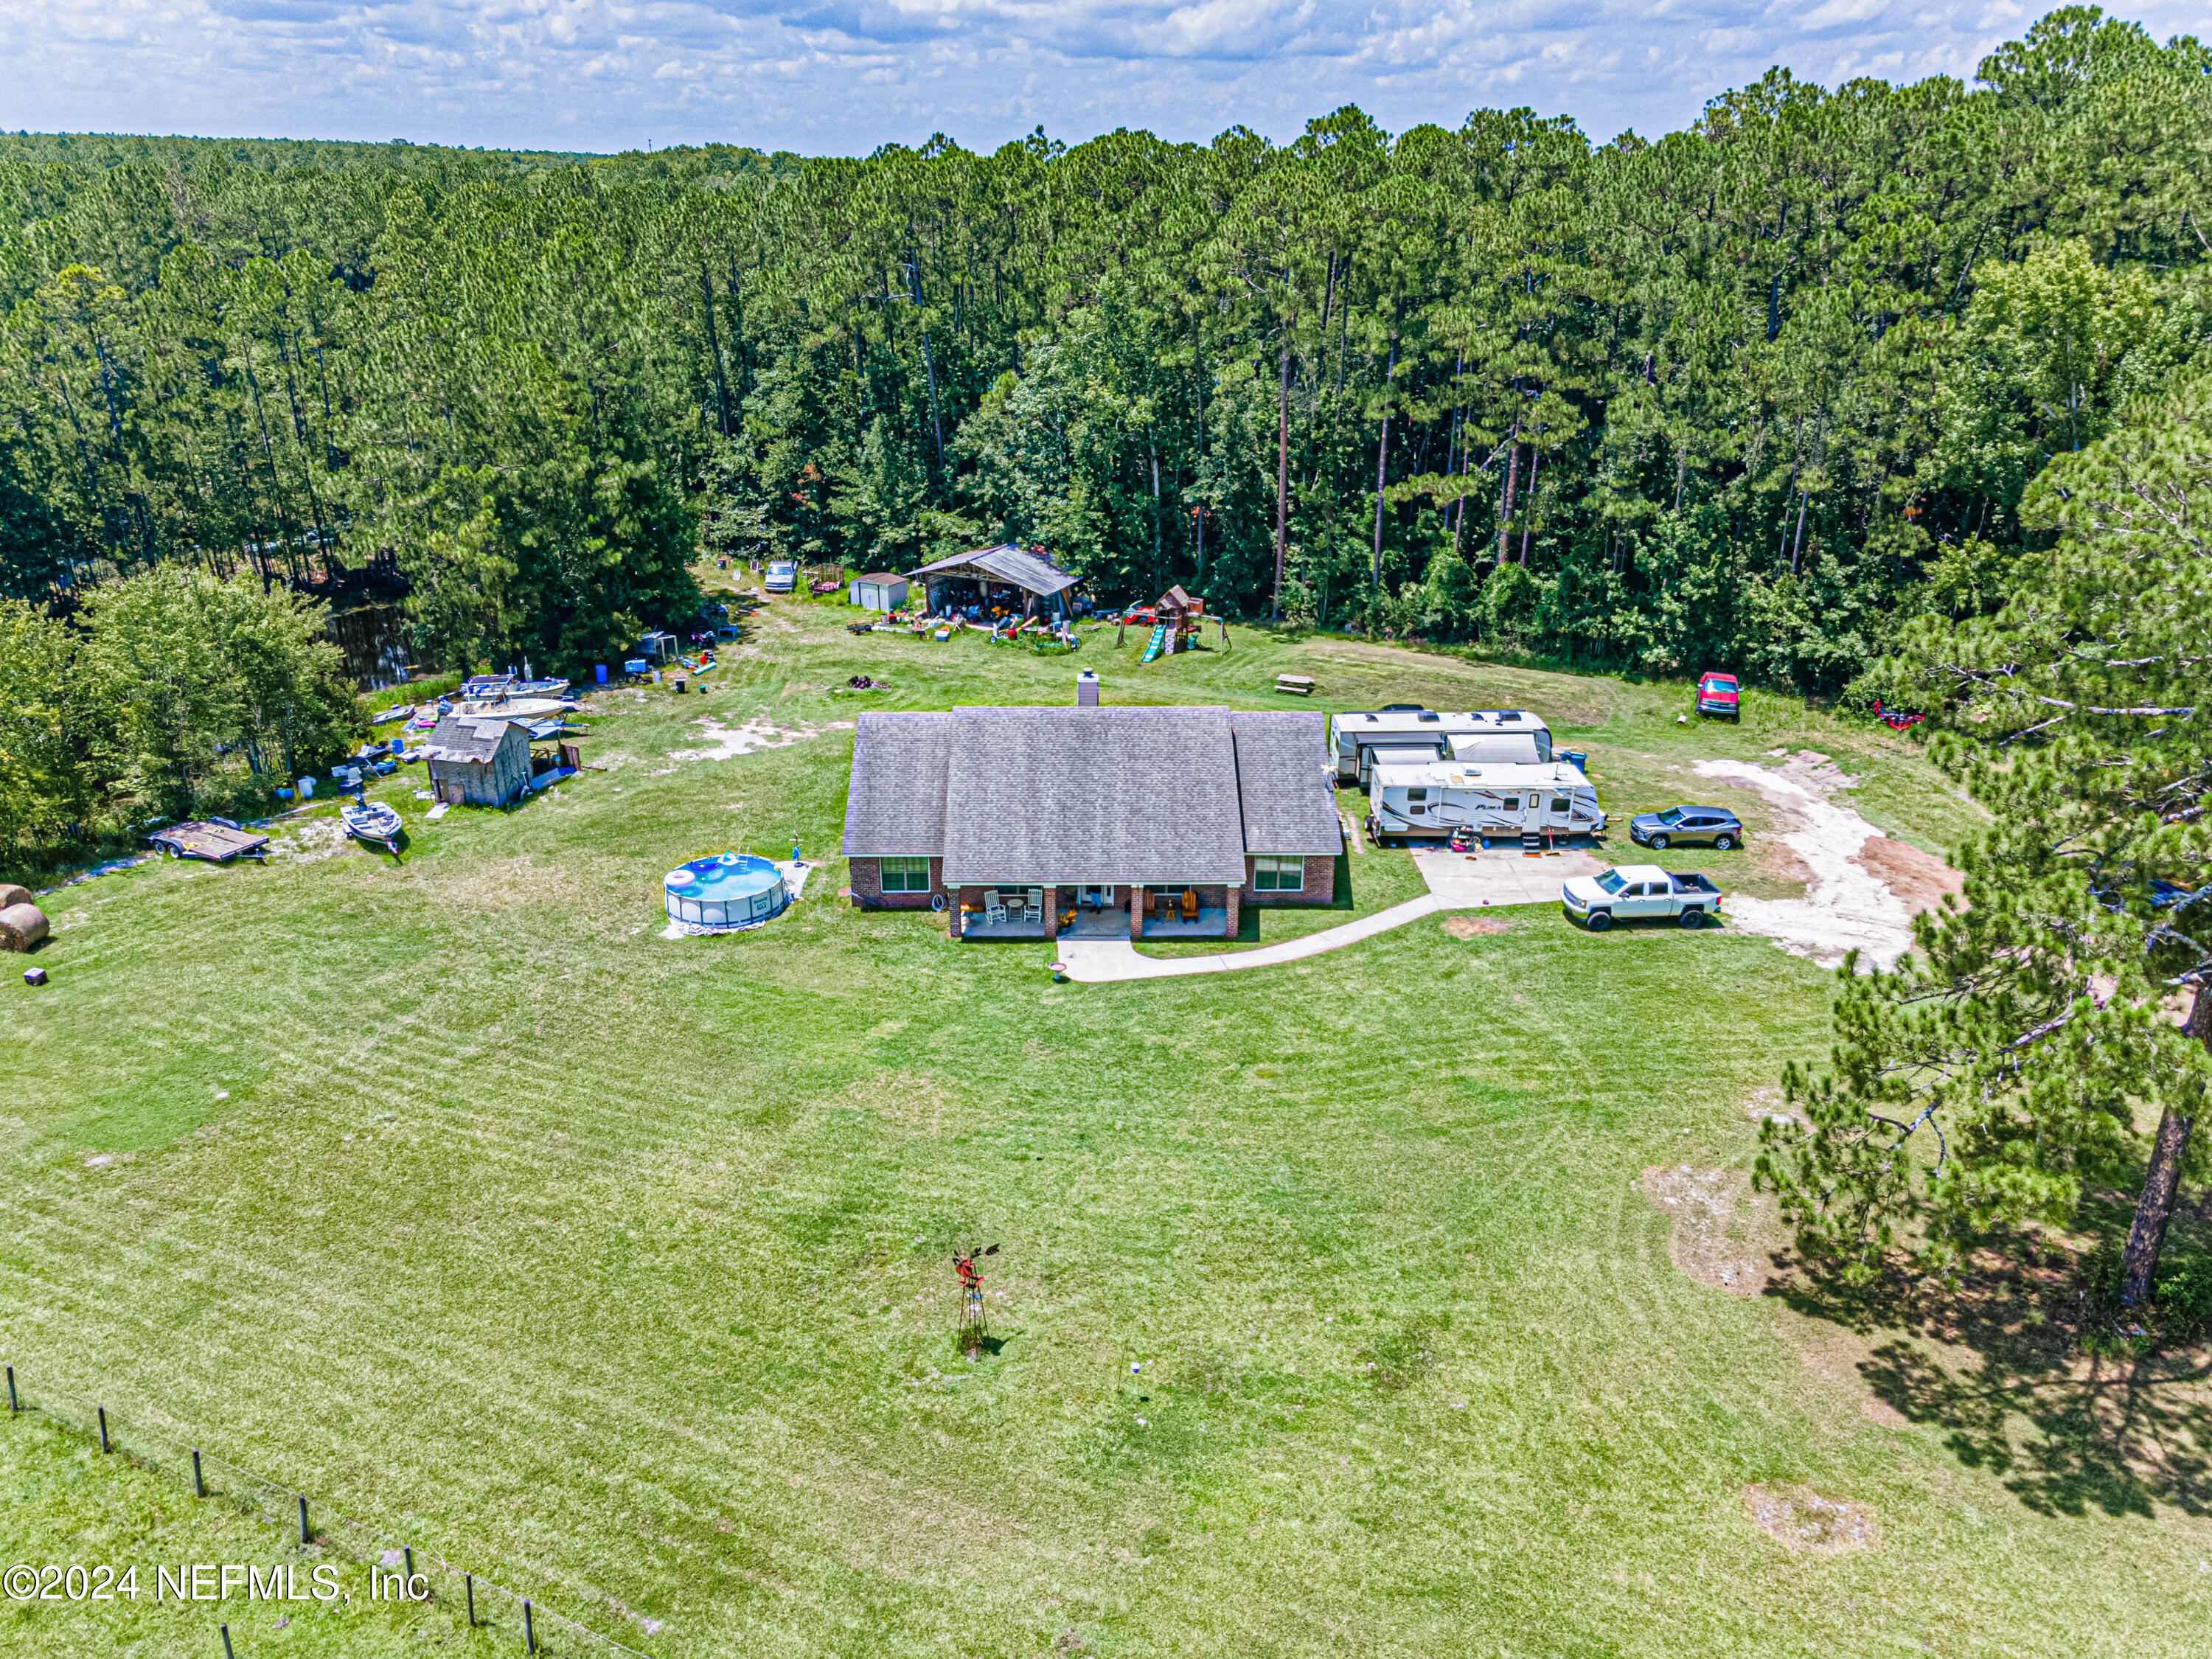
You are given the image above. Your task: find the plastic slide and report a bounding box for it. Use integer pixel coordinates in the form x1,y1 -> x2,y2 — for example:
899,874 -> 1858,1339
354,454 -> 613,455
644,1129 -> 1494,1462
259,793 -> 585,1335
1141,624 -> 1169,663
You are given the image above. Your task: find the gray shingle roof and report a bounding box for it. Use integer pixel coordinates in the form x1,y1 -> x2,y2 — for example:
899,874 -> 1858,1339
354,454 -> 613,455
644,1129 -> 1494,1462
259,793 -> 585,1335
841,711 -> 956,856
939,706 -> 1248,886
421,715 -> 527,764
1230,712 -> 1342,855
905,543 -> 1079,597
845,704 -> 1335,885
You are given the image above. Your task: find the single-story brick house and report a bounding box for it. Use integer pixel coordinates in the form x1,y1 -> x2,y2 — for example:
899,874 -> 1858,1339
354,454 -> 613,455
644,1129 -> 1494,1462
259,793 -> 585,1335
842,704 -> 1342,940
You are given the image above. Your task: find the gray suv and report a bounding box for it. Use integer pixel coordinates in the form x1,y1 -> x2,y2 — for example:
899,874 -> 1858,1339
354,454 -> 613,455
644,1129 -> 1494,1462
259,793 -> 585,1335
1629,805 -> 1743,850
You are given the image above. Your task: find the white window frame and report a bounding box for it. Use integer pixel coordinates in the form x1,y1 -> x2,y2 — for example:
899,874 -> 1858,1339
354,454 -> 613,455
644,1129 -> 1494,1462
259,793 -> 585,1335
1253,855 -> 1304,893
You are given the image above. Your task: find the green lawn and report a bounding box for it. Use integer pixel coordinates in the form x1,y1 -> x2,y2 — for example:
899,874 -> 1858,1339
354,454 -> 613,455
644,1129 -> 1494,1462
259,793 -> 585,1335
3,603 -> 2202,1658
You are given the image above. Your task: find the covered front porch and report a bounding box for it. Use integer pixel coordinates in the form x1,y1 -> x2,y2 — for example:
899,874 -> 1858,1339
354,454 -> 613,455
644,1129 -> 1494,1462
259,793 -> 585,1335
953,883 -> 1048,939
1136,883 -> 1233,939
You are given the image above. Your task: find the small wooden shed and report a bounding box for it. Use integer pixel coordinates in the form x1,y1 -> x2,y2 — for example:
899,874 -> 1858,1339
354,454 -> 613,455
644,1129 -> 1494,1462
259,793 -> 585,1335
422,715 -> 532,806
849,572 -> 909,611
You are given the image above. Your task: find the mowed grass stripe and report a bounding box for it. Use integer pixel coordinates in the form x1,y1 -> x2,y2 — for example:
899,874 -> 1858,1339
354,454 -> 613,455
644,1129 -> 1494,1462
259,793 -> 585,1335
10,613 -> 2197,1658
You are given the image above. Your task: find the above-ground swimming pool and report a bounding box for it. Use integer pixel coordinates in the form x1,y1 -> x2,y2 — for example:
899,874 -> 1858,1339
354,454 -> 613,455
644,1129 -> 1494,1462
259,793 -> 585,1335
664,852 -> 790,932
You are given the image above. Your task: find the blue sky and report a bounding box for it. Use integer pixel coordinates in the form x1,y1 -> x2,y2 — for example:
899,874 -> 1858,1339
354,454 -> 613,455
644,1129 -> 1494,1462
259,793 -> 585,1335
2,1 -> 2201,155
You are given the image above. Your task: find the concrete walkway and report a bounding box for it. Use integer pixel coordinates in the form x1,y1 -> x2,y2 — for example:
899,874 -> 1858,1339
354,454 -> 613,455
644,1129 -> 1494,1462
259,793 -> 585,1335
1054,895 -> 1450,981
1053,845 -> 1593,982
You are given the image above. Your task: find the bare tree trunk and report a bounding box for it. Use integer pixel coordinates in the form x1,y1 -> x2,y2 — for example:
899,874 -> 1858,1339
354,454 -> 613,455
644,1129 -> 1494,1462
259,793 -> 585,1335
2121,985 -> 2210,1305
1447,350 -> 1464,554
1370,338 -> 1396,587
700,261 -> 731,437
1150,439 -> 1164,595
1272,339 -> 1291,619
905,252 -> 945,473
1496,411 -> 1520,568
1519,435 -> 1541,565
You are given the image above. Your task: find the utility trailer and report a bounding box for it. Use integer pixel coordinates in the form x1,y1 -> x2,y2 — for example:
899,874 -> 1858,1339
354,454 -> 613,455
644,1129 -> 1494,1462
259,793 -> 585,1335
1366,759 -> 1604,844
1329,707 -> 1551,785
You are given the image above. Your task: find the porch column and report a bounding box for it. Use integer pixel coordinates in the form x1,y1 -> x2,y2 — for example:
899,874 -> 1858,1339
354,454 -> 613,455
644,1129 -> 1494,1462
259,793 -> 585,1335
1044,886 -> 1060,939
1129,887 -> 1144,941
1225,885 -> 1239,938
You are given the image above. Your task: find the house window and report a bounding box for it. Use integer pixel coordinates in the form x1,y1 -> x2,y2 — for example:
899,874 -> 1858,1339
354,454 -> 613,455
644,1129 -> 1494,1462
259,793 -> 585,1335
1253,856 -> 1304,892
880,855 -> 931,892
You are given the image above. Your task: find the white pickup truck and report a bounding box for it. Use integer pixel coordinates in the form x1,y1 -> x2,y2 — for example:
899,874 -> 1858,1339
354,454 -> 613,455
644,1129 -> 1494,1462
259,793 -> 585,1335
1561,864 -> 1722,931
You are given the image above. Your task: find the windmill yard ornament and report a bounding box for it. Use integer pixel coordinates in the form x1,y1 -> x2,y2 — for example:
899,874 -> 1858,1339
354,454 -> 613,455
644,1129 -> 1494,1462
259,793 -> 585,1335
953,1243 -> 999,1350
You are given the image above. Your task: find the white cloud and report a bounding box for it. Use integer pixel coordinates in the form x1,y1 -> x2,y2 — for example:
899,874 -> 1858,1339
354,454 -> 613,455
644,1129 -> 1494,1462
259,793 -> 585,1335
0,0 -> 2201,153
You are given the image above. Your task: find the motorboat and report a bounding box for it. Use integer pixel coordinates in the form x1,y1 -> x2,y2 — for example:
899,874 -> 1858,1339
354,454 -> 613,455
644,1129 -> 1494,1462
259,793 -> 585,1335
340,799 -> 404,853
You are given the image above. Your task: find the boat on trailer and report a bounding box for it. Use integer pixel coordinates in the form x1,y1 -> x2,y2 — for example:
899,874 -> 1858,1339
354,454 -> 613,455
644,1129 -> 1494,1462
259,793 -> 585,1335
341,799 -> 405,852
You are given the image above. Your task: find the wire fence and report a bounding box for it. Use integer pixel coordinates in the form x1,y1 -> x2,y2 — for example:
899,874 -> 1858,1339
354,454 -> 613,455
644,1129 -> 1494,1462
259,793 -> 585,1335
3,1361 -> 653,1657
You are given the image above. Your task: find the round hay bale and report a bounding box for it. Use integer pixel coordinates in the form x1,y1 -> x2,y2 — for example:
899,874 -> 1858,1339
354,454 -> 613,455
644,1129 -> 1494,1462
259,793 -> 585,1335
0,883 -> 30,910
0,902 -> 49,951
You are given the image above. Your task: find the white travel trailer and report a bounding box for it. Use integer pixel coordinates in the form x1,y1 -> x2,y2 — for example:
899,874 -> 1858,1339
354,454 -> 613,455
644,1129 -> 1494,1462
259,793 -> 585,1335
1329,707 -> 1552,785
1447,731 -> 1545,765
1367,759 -> 1605,844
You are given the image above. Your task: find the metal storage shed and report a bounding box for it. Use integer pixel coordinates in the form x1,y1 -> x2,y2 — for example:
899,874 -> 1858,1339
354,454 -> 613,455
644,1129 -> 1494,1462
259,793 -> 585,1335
849,572 -> 909,611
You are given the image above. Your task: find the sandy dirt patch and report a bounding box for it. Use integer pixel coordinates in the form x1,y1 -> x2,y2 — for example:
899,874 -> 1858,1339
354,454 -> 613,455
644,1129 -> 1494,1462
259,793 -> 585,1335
1742,1484 -> 1880,1553
269,816 -> 361,864
1749,835 -> 1817,894
659,716 -> 852,768
1440,914 -> 1517,938
1639,1165 -> 1770,1295
1694,751 -> 1944,970
1851,835 -> 1964,912
1790,1321 -> 1913,1428
1742,1085 -> 1798,1129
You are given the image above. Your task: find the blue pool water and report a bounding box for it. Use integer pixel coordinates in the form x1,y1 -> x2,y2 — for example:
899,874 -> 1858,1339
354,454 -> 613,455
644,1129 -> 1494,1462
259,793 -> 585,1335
664,852 -> 788,931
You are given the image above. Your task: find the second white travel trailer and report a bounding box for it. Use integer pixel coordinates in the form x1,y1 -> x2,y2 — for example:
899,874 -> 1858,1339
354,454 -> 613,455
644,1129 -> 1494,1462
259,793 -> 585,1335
1366,759 -> 1606,844
1329,707 -> 1552,785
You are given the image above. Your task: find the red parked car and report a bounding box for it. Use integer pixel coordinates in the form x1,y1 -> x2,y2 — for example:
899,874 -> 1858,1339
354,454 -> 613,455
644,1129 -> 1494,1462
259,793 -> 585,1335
1695,672 -> 1741,720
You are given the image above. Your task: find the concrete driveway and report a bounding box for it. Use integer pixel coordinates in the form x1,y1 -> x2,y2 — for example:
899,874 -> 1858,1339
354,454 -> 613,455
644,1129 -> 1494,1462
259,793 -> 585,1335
1411,845 -> 1601,908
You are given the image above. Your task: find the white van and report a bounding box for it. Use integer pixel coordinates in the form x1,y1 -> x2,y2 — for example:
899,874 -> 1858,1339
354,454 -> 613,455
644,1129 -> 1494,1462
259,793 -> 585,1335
1368,759 -> 1604,844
